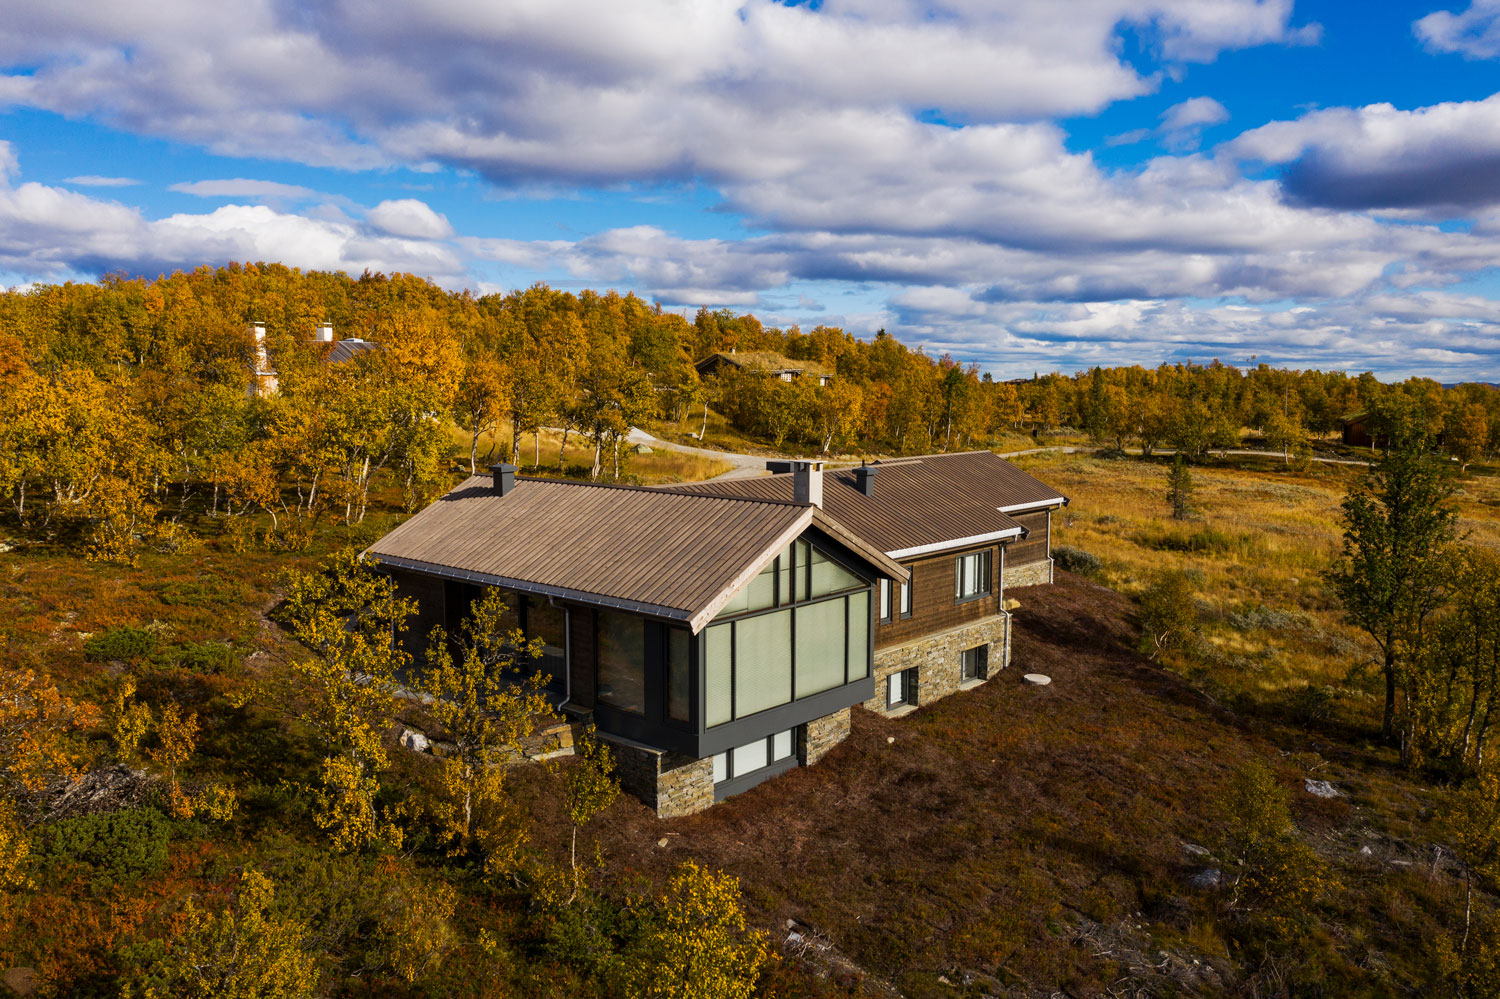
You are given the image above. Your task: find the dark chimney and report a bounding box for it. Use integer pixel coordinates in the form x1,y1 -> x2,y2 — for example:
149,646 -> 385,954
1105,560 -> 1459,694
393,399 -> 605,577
489,463 -> 518,496
854,460 -> 878,497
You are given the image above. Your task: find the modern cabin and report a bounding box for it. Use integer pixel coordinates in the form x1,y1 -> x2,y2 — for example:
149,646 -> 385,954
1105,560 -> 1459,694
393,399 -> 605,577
366,451 -> 1067,817
663,451 -> 1068,720
366,463 -> 906,816
695,350 -> 835,386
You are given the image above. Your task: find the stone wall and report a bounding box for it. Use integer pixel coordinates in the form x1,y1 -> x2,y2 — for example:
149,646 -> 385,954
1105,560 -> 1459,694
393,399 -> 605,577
602,735 -> 715,819
865,613 -> 1010,717
802,707 -> 852,765
1003,557 -> 1053,590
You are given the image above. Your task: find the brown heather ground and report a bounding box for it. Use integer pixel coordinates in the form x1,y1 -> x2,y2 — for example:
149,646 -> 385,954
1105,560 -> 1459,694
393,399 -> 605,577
3,448 -> 1492,996
522,571 -> 1447,999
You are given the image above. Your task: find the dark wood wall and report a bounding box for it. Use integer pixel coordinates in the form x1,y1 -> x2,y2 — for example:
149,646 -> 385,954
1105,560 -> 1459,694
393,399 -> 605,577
875,543 -> 1003,649
1006,510 -> 1051,566
387,567 -> 445,663
567,604 -> 596,709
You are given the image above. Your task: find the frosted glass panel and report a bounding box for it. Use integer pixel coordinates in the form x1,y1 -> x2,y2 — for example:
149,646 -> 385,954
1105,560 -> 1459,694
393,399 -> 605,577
847,591 -> 870,681
795,599 -> 847,698
734,609 -> 792,717
712,753 -> 727,783
746,565 -> 777,613
733,737 -> 768,777
888,671 -> 904,706
772,729 -> 793,761
809,548 -> 863,597
705,623 -> 733,727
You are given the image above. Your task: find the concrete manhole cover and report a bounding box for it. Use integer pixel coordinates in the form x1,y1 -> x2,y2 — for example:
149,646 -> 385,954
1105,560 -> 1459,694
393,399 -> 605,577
1022,673 -> 1052,685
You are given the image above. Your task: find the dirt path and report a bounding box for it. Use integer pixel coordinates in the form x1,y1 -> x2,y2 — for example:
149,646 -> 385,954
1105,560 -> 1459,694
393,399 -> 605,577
625,427 -> 777,480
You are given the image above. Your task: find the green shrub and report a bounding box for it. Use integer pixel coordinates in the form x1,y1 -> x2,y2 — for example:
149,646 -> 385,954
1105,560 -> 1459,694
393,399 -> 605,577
1052,545 -> 1102,577
155,640 -> 241,674
154,580 -> 228,607
34,808 -> 171,893
1137,525 -> 1262,556
1136,570 -> 1199,660
83,627 -> 158,663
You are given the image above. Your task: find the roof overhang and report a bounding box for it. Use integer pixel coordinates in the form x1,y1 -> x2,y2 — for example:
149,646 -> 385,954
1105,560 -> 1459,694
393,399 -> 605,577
885,526 -> 1025,560
998,496 -> 1069,514
369,553 -> 698,626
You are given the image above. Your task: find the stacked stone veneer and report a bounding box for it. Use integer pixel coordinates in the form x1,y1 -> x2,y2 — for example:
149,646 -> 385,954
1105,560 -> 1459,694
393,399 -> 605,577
802,707 -> 852,765
604,736 -> 716,819
865,613 -> 1011,717
1003,557 -> 1053,590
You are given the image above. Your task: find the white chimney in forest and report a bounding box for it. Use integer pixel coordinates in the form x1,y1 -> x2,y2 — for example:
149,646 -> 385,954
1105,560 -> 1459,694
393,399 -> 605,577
316,322 -> 334,342
792,460 -> 824,508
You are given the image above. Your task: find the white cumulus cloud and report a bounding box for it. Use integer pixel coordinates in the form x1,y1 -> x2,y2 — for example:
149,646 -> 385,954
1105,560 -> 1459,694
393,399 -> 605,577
366,198 -> 454,239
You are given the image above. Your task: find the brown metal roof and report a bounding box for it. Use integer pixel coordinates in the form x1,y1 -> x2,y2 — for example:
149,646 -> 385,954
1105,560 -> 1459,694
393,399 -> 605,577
365,476 -> 904,632
660,450 -> 1067,558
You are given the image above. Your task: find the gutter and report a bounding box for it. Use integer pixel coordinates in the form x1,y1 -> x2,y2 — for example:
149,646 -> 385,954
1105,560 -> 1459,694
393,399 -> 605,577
998,496 -> 1069,514
886,526 -> 1025,560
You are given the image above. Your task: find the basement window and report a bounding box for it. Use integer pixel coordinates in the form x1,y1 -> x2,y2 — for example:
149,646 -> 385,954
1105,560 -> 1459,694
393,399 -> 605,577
888,668 -> 917,708
961,644 -> 988,683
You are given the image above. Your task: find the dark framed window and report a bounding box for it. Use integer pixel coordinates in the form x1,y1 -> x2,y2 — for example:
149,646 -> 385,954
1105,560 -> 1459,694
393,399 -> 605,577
887,667 -> 917,708
596,610 -> 646,714
712,728 -> 797,784
704,538 -> 873,729
961,644 -> 988,683
899,578 -> 913,619
955,550 -> 992,602
666,626 -> 692,723
878,578 -> 893,623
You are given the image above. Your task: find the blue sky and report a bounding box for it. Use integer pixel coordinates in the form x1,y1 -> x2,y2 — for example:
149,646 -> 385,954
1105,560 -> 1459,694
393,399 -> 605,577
6,0 -> 1500,379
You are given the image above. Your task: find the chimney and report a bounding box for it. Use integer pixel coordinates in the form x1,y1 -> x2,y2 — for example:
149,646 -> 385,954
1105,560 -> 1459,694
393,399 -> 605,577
854,460 -> 878,497
316,322 -> 334,342
792,460 -> 824,508
251,322 -> 266,342
489,463 -> 519,496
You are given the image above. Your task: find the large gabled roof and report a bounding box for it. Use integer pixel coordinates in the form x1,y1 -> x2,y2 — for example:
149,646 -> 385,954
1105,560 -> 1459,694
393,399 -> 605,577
660,450 -> 1067,559
365,475 -> 905,633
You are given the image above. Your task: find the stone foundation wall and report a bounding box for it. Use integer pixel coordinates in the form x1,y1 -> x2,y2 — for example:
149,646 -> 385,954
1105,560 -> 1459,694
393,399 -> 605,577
1003,558 -> 1053,590
865,613 -> 1010,716
802,707 -> 852,765
602,735 -> 715,819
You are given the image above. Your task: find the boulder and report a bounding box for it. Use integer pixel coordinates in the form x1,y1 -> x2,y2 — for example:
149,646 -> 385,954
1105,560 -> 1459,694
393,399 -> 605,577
634,443 -> 653,454
399,728 -> 430,754
1188,868 -> 1221,889
1304,778 -> 1342,798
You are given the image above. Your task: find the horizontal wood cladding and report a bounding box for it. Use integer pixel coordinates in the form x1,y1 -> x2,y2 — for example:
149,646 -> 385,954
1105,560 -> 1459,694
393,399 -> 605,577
1006,510 -> 1051,565
875,543 -> 1001,649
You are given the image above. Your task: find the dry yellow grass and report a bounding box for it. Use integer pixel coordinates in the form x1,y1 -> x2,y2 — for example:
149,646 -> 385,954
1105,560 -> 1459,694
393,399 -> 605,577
448,424 -> 733,484
1014,452 -> 1500,714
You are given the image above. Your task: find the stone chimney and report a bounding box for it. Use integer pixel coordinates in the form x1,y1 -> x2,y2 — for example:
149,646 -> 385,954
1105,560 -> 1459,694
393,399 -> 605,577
854,460 -> 878,497
316,322 -> 334,342
489,463 -> 519,496
792,460 -> 824,508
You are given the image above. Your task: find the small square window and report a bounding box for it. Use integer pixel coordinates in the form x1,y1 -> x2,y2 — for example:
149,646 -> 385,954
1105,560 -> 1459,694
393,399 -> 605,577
888,668 -> 916,708
961,644 -> 988,683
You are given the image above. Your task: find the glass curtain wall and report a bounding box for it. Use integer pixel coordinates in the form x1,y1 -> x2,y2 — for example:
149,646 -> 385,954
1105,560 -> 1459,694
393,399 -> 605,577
704,539 -> 872,728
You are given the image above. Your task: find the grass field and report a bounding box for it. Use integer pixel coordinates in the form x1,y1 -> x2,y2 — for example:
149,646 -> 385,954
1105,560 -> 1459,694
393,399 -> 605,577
450,424 -> 734,483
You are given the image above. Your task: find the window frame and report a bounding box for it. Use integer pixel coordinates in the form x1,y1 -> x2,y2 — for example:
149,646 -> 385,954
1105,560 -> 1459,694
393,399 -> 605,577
954,549 -> 993,604
712,727 -> 801,790
878,578 -> 893,623
961,644 -> 988,683
898,577 -> 913,619
887,667 -> 917,708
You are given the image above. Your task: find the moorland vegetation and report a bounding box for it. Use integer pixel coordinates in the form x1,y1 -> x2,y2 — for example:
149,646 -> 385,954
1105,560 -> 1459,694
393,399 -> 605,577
1,265 -> 1500,997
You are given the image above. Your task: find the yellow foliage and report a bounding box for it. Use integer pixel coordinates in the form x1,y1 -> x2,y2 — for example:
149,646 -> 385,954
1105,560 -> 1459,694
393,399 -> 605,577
0,801 -> 32,894
617,860 -> 770,999
0,667 -> 102,804
110,676 -> 154,764
129,869 -> 318,999
373,861 -> 459,985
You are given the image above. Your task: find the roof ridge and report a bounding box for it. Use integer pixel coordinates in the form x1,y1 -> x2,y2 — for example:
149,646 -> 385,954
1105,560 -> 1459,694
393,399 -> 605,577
510,474 -> 812,507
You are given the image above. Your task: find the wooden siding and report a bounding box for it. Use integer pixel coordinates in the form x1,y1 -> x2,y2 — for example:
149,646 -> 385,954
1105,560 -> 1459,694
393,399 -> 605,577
387,566 -> 445,664
1006,510 -> 1051,566
875,542 -> 1002,649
